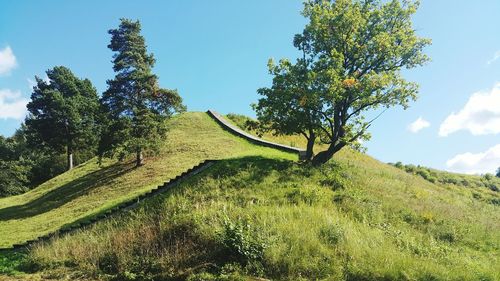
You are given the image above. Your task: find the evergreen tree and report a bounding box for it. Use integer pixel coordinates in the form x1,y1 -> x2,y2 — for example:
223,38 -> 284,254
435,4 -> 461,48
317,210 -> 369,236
26,66 -> 100,170
101,19 -> 185,166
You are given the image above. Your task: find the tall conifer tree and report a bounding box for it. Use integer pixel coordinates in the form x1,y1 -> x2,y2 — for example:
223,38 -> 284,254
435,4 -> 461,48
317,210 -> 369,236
101,19 -> 185,166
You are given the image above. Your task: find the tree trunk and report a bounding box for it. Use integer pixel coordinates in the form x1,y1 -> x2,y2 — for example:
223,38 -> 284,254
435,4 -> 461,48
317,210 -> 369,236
305,132 -> 316,161
312,143 -> 343,166
136,149 -> 144,167
67,146 -> 74,171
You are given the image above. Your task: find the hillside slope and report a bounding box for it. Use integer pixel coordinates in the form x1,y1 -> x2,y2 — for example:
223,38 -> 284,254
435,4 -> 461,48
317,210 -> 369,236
0,112 -> 498,281
22,152 -> 499,281
0,112 -> 295,248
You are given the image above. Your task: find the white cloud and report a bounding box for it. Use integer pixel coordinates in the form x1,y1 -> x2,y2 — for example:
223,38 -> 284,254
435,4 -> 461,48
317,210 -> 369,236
446,144 -> 500,175
439,83 -> 500,137
0,89 -> 28,120
408,117 -> 430,133
0,46 -> 17,75
487,50 -> 500,65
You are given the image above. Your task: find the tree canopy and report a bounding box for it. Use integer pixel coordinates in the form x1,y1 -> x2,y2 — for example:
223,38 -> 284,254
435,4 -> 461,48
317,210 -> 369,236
100,19 -> 185,166
25,66 -> 100,170
254,0 -> 431,165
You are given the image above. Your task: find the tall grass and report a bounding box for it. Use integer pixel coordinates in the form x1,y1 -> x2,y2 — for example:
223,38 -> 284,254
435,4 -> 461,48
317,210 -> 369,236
28,154 -> 499,280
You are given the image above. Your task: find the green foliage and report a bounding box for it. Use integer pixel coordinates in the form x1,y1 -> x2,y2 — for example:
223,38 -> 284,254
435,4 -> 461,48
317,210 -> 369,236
24,153 -> 499,280
0,127 -> 92,197
0,252 -> 28,276
391,162 -> 500,194
318,162 -> 352,190
255,0 -> 431,165
0,112 -> 295,248
0,160 -> 30,197
225,113 -> 261,136
25,66 -> 100,170
100,18 -> 185,166
253,57 -> 320,161
1,113 -> 498,280
219,217 -> 268,264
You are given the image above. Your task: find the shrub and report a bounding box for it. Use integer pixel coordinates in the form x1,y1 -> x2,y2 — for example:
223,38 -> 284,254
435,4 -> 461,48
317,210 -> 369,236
416,169 -> 431,180
319,163 -> 352,191
0,252 -> 32,275
225,113 -> 262,136
226,113 -> 251,130
219,218 -> 268,264
483,173 -> 493,181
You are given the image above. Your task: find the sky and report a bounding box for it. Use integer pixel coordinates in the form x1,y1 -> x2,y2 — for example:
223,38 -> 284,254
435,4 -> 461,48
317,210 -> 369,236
1,0 -> 500,174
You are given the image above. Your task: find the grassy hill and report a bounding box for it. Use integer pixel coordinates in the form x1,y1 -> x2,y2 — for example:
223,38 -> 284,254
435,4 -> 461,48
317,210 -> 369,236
0,112 -> 295,249
0,112 -> 499,281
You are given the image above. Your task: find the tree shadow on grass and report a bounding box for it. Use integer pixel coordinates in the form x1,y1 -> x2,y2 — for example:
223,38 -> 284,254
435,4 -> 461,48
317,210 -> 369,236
209,156 -> 296,185
0,161 -> 136,221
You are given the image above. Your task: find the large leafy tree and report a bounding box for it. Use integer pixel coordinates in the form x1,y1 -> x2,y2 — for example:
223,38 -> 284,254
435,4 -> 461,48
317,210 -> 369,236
0,126 -> 72,197
0,134 -> 30,197
100,19 -> 185,167
26,66 -> 100,170
255,0 -> 430,165
254,58 -> 323,161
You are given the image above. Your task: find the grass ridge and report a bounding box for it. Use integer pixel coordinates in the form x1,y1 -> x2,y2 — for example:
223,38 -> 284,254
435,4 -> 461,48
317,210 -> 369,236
0,159 -> 217,252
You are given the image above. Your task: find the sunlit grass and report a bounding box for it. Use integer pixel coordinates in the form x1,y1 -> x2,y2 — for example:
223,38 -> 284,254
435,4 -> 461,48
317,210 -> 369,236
1,111 -> 498,280
29,153 -> 500,280
0,112 -> 295,248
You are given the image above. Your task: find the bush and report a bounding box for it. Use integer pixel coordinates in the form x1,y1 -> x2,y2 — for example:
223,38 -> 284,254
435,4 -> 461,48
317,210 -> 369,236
483,173 -> 493,181
219,218 -> 268,264
319,162 -> 352,191
416,169 -> 431,180
0,252 -> 32,275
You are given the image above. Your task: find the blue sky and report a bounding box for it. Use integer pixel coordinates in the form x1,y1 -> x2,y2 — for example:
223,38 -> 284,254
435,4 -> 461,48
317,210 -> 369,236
1,0 -> 500,174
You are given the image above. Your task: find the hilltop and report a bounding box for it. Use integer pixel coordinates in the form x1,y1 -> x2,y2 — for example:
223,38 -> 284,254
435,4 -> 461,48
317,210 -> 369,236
0,112 -> 498,281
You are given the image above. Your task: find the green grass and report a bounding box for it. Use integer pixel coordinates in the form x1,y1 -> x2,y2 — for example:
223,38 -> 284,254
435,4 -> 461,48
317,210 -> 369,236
1,111 -> 498,280
391,162 -> 500,203
24,154 -> 500,280
0,112 -> 295,248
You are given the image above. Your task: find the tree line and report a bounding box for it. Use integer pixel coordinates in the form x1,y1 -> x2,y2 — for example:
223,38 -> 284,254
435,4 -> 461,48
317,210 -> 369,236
2,0 -> 432,196
1,19 -> 184,197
